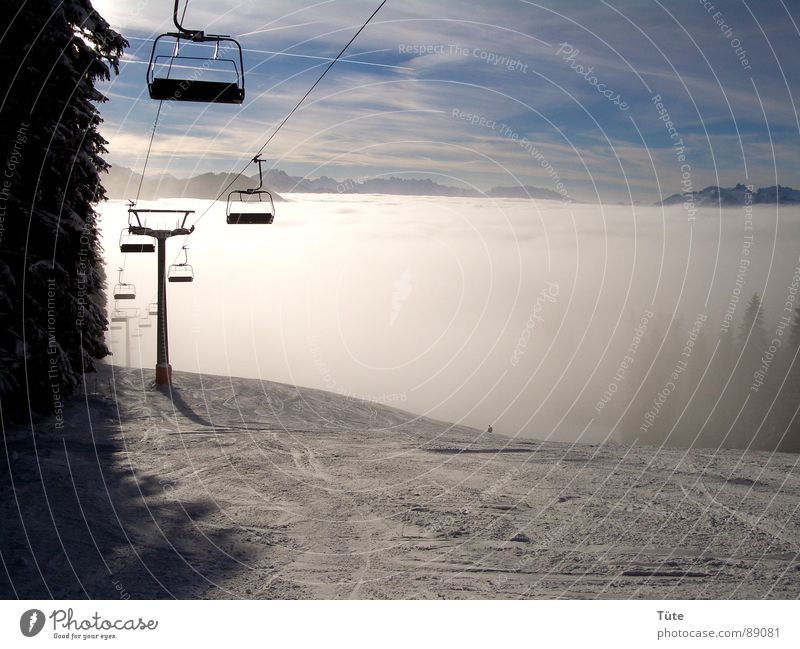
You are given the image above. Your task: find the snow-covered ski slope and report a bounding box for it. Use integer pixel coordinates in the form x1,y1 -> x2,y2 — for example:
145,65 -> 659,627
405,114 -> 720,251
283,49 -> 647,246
2,364 -> 798,598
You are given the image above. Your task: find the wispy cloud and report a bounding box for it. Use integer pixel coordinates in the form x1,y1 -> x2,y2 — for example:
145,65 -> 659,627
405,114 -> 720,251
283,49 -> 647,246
93,0 -> 800,202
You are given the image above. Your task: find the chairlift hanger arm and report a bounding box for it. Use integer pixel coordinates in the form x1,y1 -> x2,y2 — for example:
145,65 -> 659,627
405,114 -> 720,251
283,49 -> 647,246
252,155 -> 265,192
126,201 -> 143,227
172,0 -> 232,40
173,0 -> 203,38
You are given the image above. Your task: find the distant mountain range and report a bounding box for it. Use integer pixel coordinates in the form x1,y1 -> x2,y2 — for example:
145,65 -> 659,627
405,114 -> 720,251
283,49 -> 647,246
103,165 -> 572,202
657,184 -> 800,206
104,166 -> 286,202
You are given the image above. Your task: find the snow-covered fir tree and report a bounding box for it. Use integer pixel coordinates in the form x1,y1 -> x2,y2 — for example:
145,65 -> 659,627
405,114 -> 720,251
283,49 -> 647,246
0,0 -> 126,418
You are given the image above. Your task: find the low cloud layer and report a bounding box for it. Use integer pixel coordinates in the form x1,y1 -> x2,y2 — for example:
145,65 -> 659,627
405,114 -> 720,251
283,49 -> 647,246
101,196 -> 800,444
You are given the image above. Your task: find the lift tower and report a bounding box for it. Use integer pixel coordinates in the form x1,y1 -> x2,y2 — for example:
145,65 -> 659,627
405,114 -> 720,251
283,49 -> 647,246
126,206 -> 195,386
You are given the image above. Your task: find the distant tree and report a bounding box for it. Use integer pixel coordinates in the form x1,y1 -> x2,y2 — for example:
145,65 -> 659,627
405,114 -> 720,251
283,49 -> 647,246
651,316 -> 685,447
778,307 -> 800,452
619,311 -> 666,446
749,303 -> 800,452
672,316 -> 712,448
739,293 -> 767,351
594,308 -> 635,429
701,328 -> 737,450
791,306 -> 800,350
0,1 -> 126,418
725,293 -> 766,447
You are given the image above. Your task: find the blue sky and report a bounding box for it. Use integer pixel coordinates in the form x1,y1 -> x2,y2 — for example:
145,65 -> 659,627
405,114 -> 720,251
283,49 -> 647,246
92,0 -> 800,202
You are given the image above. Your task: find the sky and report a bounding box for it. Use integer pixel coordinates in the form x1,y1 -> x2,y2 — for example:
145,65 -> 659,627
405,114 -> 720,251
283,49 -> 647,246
91,0 -> 800,204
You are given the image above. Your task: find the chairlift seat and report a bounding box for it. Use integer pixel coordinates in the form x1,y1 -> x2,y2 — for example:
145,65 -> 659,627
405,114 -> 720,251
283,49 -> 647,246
226,212 -> 275,225
120,242 -> 156,253
120,227 -> 155,253
148,78 -> 244,104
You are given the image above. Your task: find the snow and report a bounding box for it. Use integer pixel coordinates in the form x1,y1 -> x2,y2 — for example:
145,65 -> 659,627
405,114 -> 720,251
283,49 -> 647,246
2,364 -> 798,598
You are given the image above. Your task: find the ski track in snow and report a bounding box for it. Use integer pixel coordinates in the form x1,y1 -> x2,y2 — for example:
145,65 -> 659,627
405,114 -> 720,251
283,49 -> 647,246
1,364 -> 799,599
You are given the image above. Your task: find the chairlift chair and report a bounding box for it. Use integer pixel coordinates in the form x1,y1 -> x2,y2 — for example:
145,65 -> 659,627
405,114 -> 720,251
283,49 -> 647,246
120,202 -> 156,252
111,303 -> 138,321
227,155 -> 275,224
119,227 -> 155,253
147,1 -> 245,104
168,246 -> 194,282
113,269 -> 136,300
139,316 -> 153,329
148,302 -> 158,316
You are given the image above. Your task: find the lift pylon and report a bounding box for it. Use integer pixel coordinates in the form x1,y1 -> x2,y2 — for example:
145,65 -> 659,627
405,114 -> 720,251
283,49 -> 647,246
127,205 -> 195,386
